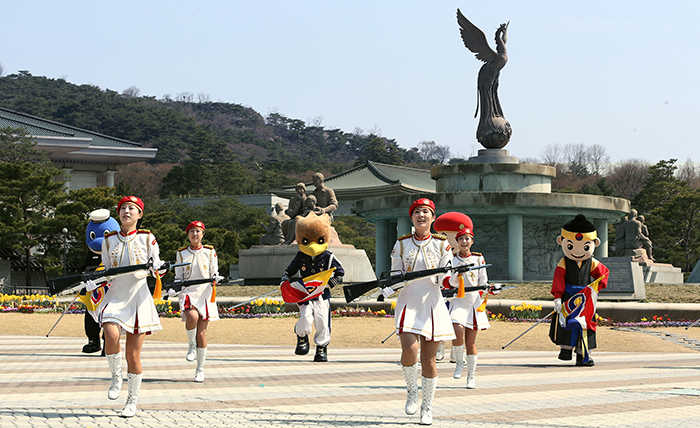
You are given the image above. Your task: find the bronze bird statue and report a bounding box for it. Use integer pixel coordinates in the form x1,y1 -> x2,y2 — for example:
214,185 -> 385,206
457,9 -> 512,149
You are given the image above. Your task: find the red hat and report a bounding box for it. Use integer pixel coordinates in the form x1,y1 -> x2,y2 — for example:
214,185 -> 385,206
434,212 -> 474,237
409,198 -> 436,216
117,196 -> 144,213
455,226 -> 473,239
186,220 -> 205,233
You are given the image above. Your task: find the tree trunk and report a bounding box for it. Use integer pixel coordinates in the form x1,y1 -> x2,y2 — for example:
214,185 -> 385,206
25,245 -> 32,288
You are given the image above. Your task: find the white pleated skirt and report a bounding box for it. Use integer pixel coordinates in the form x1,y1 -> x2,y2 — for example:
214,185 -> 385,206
100,273 -> 162,334
395,278 -> 456,341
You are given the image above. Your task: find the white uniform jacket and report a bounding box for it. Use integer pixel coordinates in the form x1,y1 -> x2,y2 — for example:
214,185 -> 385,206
175,245 -> 220,321
391,233 -> 456,341
446,252 -> 491,330
100,229 -> 163,334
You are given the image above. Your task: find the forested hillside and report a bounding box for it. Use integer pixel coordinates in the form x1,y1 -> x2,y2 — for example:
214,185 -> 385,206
0,72 -> 430,199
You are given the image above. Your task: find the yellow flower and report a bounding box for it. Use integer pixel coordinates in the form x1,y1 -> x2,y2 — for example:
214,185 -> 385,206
641,317 -> 647,321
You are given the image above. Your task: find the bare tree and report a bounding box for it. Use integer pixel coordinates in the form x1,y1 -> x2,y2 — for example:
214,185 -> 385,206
588,144 -> 610,176
677,158 -> 700,189
197,93 -> 211,103
0,62 -> 4,77
606,159 -> 651,200
121,86 -> 141,98
541,143 -> 563,165
176,92 -> 194,102
309,116 -> 324,127
519,157 -> 541,164
562,143 -> 590,178
115,162 -> 172,201
417,140 -> 452,164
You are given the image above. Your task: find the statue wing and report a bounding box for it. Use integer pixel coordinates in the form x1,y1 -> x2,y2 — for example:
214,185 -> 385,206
457,9 -> 497,63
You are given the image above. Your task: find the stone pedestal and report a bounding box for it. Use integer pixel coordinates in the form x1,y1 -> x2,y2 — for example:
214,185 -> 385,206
619,249 -> 683,284
238,244 -> 376,285
467,149 -> 519,164
640,262 -> 684,284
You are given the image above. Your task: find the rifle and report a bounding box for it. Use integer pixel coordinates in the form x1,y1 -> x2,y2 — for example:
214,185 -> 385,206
501,310 -> 555,349
440,283 -> 514,299
687,317 -> 700,330
48,260 -> 189,295
343,263 -> 490,303
163,277 -> 230,294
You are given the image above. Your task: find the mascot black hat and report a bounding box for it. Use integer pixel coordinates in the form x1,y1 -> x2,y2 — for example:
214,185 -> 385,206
561,214 -> 597,241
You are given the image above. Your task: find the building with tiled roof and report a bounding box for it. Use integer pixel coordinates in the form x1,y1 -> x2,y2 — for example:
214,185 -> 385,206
0,106 -> 156,189
272,161 -> 435,215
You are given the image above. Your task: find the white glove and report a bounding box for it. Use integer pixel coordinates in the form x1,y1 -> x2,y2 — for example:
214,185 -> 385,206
490,283 -> 502,295
554,298 -> 566,327
213,274 -> 225,283
381,287 -> 394,299
150,260 -> 166,277
280,274 -> 290,285
85,279 -> 98,292
167,288 -> 177,298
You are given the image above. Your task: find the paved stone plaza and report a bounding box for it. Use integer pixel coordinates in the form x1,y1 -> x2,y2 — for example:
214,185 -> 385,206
2,334 -> 700,427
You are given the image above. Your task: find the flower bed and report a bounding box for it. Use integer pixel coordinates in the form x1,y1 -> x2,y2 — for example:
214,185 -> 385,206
1,294 -> 696,327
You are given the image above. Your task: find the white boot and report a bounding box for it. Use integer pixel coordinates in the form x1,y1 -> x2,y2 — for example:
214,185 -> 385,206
194,347 -> 207,382
420,376 -> 437,425
186,328 -> 197,362
435,342 -> 445,361
106,353 -> 122,400
401,362 -> 419,415
449,345 -> 456,363
466,354 -> 478,389
452,345 -> 465,379
121,372 -> 142,418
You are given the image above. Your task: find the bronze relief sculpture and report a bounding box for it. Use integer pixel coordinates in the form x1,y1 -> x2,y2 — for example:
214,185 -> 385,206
457,9 -> 511,149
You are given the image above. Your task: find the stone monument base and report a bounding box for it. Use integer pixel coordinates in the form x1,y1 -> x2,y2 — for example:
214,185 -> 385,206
597,257 -> 646,301
238,244 -> 376,285
640,262 -> 684,284
619,249 -> 683,284
467,149 -> 519,164
687,259 -> 700,283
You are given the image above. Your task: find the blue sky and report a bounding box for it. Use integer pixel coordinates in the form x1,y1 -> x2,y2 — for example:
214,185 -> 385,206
3,1 -> 699,163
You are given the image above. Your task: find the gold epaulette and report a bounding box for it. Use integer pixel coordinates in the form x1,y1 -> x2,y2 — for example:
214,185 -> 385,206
104,230 -> 118,238
137,229 -> 151,234
203,244 -> 214,249
472,252 -> 482,256
177,246 -> 188,252
398,233 -> 412,240
433,233 -> 447,240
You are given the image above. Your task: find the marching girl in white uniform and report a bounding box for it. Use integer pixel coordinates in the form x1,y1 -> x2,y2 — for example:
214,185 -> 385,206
90,196 -> 164,418
443,223 -> 499,389
173,221 -> 220,382
390,198 -> 455,426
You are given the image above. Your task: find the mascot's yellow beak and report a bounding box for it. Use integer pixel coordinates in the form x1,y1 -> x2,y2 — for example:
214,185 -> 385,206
300,239 -> 328,257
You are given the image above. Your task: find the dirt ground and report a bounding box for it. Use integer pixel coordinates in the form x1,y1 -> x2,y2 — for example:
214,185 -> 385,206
4,312 -> 700,354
